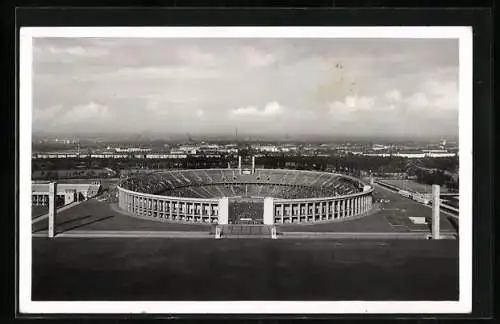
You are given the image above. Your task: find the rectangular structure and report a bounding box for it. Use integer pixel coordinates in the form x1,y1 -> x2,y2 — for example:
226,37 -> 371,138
218,197 -> 229,224
48,182 -> 57,238
263,197 -> 275,225
432,184 -> 441,239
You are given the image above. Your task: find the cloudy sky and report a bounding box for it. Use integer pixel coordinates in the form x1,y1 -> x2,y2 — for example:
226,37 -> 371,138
32,37 -> 459,138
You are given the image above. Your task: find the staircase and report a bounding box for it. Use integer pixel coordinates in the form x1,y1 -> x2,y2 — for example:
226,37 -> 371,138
214,224 -> 275,239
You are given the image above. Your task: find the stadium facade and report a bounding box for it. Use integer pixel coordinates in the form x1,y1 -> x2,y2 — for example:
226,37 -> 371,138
117,158 -> 374,225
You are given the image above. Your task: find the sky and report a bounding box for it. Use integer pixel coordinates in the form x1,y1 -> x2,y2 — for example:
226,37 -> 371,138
32,37 -> 459,139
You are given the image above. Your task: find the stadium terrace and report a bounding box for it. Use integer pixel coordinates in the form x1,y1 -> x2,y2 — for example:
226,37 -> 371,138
117,156 -> 374,225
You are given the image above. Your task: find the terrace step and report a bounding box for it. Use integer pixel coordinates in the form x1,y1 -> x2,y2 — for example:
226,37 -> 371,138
218,224 -> 274,238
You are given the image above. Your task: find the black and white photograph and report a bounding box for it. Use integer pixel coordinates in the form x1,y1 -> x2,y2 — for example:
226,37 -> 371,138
19,26 -> 473,314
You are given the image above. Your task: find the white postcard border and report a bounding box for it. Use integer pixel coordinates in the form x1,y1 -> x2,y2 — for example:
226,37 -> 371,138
19,26 -> 473,314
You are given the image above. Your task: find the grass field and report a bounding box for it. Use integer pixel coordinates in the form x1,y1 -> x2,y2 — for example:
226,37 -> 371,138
32,238 -> 458,301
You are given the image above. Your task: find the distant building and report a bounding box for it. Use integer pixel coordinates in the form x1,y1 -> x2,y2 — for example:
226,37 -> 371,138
32,182 -> 101,206
424,152 -> 456,158
115,147 -> 152,153
372,144 -> 388,151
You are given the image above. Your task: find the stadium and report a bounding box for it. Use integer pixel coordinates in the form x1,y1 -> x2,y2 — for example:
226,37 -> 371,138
117,156 -> 374,226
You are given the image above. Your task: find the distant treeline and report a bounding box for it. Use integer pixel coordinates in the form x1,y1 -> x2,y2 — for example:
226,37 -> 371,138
410,169 -> 459,192
32,155 -> 412,177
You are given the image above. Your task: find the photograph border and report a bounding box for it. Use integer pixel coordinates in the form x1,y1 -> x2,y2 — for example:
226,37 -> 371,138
19,26 -> 472,315
11,9 -> 491,315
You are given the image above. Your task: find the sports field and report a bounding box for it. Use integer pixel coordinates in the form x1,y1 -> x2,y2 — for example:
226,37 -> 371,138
31,237 -> 458,301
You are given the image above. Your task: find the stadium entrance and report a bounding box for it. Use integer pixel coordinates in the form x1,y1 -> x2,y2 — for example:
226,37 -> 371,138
228,197 -> 264,224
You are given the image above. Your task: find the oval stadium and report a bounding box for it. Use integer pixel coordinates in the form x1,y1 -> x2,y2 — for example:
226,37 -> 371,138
117,157 -> 374,226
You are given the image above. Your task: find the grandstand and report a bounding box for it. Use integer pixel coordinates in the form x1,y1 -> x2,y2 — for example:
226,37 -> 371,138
119,169 -> 360,199
117,166 -> 373,226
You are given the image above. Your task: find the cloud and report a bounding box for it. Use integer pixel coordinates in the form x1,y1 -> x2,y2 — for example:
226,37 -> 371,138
32,102 -> 113,132
196,109 -> 204,118
405,92 -> 429,109
231,101 -> 285,117
46,46 -> 109,57
32,38 -> 458,138
384,89 -> 402,102
328,95 -> 375,114
177,46 -> 217,66
65,102 -> 110,122
145,97 -> 168,114
242,46 -> 276,67
33,104 -> 63,122
112,66 -> 221,80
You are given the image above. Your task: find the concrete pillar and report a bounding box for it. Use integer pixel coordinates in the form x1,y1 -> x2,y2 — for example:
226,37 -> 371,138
238,156 -> 242,174
48,182 -> 57,238
281,204 -> 284,223
263,197 -> 274,225
218,197 -> 229,224
312,202 -> 316,221
153,199 -> 157,218
432,184 -> 441,240
271,226 -> 277,239
252,156 -> 256,174
215,226 -> 221,239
